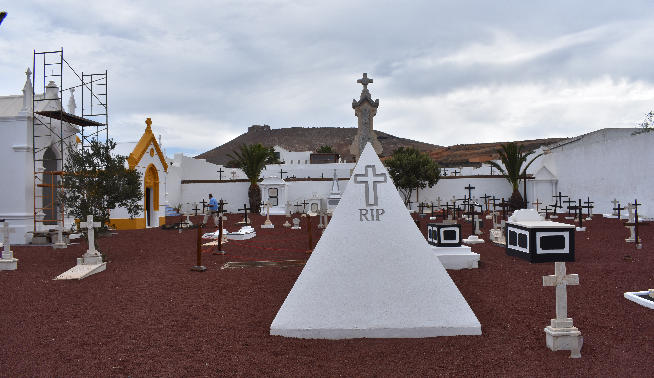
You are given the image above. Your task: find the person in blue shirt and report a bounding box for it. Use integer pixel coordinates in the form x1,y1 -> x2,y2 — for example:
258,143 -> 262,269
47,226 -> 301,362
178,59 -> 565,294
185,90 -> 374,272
203,193 -> 219,226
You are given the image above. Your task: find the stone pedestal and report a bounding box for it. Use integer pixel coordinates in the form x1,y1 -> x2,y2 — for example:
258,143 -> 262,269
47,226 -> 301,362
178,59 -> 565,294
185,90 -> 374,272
625,226 -> 636,242
0,251 -> 18,271
261,219 -> 274,229
77,252 -> 103,265
544,322 -> 583,358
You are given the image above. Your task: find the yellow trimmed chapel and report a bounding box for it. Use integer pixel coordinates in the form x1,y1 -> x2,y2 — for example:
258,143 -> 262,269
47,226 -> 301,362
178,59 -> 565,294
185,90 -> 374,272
109,118 -> 168,229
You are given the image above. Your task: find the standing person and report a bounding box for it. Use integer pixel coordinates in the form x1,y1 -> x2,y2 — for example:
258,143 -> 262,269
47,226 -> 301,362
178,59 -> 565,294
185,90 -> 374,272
203,194 -> 219,226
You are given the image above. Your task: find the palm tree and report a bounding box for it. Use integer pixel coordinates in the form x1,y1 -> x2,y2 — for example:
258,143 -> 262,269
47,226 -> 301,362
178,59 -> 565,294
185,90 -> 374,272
487,142 -> 542,210
227,144 -> 273,214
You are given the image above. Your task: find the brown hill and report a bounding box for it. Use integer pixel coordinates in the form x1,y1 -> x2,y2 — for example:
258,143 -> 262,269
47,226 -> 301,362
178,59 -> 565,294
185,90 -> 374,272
429,138 -> 567,167
195,125 -> 440,164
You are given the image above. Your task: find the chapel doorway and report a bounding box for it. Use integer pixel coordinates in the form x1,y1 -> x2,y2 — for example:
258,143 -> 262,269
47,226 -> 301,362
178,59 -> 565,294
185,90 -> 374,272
144,164 -> 159,228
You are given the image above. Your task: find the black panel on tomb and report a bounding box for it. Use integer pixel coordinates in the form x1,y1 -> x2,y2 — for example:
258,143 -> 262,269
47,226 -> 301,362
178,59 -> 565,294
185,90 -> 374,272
427,223 -> 462,247
540,235 -> 566,250
505,223 -> 575,263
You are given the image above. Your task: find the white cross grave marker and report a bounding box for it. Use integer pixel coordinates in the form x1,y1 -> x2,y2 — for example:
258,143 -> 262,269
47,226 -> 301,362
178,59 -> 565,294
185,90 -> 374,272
80,215 -> 101,255
543,262 -> 579,328
542,261 -> 583,358
52,221 -> 67,249
611,198 -> 619,215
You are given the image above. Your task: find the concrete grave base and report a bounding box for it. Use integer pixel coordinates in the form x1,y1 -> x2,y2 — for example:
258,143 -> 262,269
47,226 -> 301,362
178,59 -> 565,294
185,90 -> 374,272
544,325 -> 583,358
431,246 -> 479,269
575,227 -> 586,232
624,291 -> 654,309
462,235 -> 485,245
0,257 -> 18,270
54,262 -> 106,280
271,325 -> 482,339
226,232 -> 256,240
261,221 -> 274,229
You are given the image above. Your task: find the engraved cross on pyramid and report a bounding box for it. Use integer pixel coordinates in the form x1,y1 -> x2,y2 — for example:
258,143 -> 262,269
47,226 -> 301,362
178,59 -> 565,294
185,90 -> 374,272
271,143 -> 481,339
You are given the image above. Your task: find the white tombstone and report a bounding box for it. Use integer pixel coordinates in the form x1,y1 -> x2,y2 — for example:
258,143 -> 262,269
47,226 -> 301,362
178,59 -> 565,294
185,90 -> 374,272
54,215 -> 107,280
0,221 -> 18,270
625,203 -> 637,243
260,176 -> 288,215
291,218 -> 301,230
270,143 -> 481,338
543,262 -> 583,358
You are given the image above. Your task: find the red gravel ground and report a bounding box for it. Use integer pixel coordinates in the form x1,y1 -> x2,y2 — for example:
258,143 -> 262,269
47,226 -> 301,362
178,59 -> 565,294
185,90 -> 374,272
1,213 -> 653,377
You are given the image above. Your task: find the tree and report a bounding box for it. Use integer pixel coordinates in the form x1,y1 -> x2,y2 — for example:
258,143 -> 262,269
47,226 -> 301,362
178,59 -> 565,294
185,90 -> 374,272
316,145 -> 333,153
384,147 -> 440,205
59,139 -> 143,232
227,143 -> 275,213
487,142 -> 542,210
634,110 -> 654,134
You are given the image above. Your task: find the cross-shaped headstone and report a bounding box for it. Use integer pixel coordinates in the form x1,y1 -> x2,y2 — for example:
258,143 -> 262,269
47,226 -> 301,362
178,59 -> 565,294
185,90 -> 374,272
563,198 -> 576,216
568,199 -> 584,228
238,204 -> 251,224
633,199 -> 643,248
301,199 -> 309,213
353,165 -> 387,206
231,170 -> 237,180
480,194 -> 491,212
464,184 -> 475,200
543,205 -> 551,219
543,262 -> 579,328
611,198 -> 619,215
80,215 -> 101,254
218,199 -> 228,214
532,198 -> 542,212
293,202 -> 303,214
436,196 -> 442,208
217,167 -> 225,180
192,203 -> 200,216
553,192 -> 568,210
406,199 -> 414,211
613,202 -> 625,220
452,169 -> 461,176
357,73 -> 373,89
200,199 -> 208,213
464,203 -> 483,234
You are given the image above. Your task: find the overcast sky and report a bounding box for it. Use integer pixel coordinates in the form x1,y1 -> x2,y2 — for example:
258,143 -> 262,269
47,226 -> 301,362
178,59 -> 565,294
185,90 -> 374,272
2,1 -> 654,156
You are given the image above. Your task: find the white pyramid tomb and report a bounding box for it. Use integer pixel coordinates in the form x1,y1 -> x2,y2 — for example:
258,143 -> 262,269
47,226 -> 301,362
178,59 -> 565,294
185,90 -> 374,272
270,143 -> 481,338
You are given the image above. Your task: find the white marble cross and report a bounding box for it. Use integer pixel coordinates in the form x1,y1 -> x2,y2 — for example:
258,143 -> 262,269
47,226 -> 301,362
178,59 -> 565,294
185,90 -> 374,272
80,215 -> 101,254
543,262 -> 579,328
626,203 -> 635,222
2,221 -> 15,257
436,196 -> 442,208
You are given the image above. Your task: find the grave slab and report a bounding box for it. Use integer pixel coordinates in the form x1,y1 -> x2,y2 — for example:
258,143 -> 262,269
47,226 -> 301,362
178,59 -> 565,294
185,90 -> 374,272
431,245 -> 480,269
271,143 -> 481,339
624,290 -> 654,309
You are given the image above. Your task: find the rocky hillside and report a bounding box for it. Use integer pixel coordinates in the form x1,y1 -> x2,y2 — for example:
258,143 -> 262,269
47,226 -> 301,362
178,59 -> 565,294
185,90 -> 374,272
429,138 -> 567,167
196,125 -> 440,164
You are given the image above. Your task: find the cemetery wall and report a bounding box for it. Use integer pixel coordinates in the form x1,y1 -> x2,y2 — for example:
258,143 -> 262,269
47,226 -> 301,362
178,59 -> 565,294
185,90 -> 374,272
531,129 -> 654,216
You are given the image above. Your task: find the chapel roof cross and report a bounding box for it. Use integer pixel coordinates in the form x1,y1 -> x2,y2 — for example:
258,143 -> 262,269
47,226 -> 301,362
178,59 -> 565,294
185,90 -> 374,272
357,73 -> 373,90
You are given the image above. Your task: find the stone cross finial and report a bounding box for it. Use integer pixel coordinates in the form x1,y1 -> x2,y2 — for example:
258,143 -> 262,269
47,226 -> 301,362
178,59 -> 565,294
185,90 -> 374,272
543,262 -> 579,328
80,215 -> 101,254
357,73 -> 373,90
145,117 -> 152,130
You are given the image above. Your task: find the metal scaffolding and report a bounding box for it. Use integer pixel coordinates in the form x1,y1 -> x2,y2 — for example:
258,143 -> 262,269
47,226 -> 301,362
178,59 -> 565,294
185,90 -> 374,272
31,48 -> 108,231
